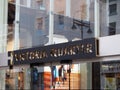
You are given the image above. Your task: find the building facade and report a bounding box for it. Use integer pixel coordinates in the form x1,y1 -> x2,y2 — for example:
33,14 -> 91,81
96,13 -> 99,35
0,0 -> 120,90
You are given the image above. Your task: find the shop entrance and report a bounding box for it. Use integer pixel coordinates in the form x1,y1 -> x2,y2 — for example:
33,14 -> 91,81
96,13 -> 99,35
8,38 -> 98,90
101,61 -> 120,90
30,63 -> 81,90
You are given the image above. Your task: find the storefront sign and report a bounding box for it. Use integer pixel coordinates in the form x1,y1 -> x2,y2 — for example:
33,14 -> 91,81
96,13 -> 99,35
101,61 -> 120,73
9,38 -> 98,65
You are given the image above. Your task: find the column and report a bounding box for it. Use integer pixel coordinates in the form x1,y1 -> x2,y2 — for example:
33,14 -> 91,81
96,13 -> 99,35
14,0 -> 20,50
48,0 -> 54,45
106,0 -> 109,27
86,0 -> 90,21
0,0 -> 8,52
66,0 -> 71,17
87,63 -> 92,89
80,63 -> 87,89
27,0 -> 31,8
94,0 -> 100,38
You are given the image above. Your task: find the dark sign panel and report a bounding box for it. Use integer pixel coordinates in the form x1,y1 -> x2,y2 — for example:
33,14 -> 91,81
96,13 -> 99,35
9,38 -> 98,65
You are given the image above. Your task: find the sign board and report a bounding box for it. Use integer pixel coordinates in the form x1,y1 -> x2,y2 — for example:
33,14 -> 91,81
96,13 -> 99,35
9,38 -> 98,65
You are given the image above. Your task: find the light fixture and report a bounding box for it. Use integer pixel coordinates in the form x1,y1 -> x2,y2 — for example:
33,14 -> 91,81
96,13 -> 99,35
71,19 -> 92,39
71,23 -> 77,30
87,27 -> 92,34
87,22 -> 92,34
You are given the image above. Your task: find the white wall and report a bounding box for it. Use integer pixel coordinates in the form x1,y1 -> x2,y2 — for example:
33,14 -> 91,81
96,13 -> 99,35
0,53 -> 8,67
99,35 -> 120,56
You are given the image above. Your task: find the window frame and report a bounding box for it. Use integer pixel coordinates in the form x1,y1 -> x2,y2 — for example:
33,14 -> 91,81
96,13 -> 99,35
109,0 -> 117,2
109,3 -> 117,16
35,17 -> 43,30
58,15 -> 64,25
109,22 -> 116,35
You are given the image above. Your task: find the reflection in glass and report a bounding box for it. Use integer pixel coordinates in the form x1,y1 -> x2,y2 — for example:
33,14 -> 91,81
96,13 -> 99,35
100,0 -> 120,37
19,6 -> 49,49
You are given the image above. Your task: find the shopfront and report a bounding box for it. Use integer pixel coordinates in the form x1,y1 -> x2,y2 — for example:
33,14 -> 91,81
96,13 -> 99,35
101,61 -> 120,90
99,35 -> 120,90
8,38 -> 99,90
